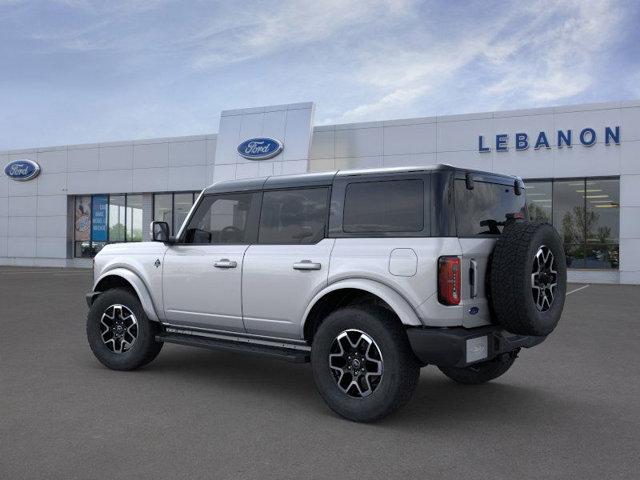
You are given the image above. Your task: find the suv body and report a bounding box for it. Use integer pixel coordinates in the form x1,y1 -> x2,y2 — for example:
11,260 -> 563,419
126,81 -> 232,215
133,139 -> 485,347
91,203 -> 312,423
87,165 -> 561,421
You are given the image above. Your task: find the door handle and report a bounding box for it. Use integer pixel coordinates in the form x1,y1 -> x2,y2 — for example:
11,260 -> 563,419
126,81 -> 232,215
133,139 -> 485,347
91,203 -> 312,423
293,260 -> 322,271
469,259 -> 478,298
214,259 -> 237,269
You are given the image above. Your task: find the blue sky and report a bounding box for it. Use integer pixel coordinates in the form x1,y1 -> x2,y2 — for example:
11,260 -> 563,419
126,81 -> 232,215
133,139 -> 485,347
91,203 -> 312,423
1,0 -> 639,150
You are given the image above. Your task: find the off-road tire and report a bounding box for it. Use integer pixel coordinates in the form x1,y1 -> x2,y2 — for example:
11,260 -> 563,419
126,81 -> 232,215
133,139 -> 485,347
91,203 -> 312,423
87,288 -> 163,371
490,222 -> 567,336
311,306 -> 420,422
438,352 -> 517,385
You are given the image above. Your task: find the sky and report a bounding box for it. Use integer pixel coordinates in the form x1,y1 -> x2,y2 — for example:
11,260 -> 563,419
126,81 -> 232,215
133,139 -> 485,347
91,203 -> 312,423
1,0 -> 639,150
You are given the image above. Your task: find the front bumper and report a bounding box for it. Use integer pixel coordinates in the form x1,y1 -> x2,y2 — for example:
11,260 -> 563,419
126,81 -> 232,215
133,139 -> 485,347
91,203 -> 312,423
406,325 -> 546,368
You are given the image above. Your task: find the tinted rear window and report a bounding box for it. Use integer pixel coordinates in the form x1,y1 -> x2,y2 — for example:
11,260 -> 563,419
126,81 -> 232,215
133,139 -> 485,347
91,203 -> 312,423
259,188 -> 329,244
455,180 -> 526,236
343,179 -> 424,233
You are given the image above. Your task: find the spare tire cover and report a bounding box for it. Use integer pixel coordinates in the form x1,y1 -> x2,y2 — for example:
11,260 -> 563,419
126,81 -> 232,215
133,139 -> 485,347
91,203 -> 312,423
490,222 -> 567,336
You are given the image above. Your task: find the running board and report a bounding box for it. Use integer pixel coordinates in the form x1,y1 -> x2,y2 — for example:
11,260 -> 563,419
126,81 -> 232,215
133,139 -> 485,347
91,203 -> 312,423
156,332 -> 310,363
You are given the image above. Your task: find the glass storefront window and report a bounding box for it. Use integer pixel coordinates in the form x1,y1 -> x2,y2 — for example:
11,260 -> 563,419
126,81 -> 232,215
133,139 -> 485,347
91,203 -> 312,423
553,180 -> 587,268
154,193 -> 172,231
174,193 -> 194,234
153,192 -> 198,235
74,193 -> 150,257
585,179 -> 619,269
525,181 -> 552,223
524,177 -> 620,270
126,194 -> 143,242
109,195 -> 126,243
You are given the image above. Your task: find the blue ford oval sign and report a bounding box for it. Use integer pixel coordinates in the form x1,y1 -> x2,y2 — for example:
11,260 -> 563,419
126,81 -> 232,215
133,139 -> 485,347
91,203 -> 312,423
4,159 -> 41,181
237,137 -> 283,160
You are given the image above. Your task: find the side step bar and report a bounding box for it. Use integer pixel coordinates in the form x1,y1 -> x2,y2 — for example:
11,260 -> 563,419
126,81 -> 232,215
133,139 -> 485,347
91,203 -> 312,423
156,332 -> 310,363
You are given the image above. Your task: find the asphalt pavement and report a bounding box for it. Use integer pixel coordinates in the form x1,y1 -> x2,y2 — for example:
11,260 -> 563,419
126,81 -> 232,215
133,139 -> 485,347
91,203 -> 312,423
1,267 -> 639,479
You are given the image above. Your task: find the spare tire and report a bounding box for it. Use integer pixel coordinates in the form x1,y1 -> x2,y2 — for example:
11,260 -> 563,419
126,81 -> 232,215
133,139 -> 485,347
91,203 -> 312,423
490,222 -> 567,336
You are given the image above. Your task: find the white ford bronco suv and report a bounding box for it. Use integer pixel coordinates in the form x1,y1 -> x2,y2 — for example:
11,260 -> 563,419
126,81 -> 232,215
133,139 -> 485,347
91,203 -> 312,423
86,165 -> 566,422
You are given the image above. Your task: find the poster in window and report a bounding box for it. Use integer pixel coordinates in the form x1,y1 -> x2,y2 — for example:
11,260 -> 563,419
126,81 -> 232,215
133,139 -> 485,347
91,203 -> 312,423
91,195 -> 108,242
75,196 -> 91,241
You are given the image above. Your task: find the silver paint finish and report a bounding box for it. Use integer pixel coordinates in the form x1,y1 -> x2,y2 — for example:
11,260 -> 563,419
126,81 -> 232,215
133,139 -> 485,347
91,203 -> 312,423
242,239 -> 334,338
458,238 -> 496,328
327,237 -> 466,327
162,244 -> 248,332
92,241 -> 169,322
91,211 -> 488,341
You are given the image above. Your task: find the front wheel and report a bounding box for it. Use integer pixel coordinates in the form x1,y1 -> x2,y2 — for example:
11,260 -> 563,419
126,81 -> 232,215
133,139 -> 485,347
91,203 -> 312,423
86,288 -> 163,371
311,306 -> 420,422
438,352 -> 517,385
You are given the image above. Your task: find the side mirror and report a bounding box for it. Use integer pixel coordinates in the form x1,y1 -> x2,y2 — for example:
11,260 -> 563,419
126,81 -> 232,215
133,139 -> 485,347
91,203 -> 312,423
151,221 -> 170,242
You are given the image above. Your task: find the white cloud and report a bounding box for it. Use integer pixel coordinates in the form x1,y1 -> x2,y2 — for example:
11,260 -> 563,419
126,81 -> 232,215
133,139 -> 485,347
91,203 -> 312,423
0,0 -> 634,149
191,0 -> 415,69
334,0 -> 625,122
481,0 -> 621,105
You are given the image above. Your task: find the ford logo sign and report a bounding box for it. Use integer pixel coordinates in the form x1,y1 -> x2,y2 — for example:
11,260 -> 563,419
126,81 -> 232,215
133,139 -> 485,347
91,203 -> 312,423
4,159 -> 41,181
469,306 -> 480,315
237,137 -> 283,160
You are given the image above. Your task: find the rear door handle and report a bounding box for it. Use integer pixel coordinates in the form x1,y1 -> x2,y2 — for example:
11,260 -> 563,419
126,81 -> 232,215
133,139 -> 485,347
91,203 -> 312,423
469,259 -> 478,298
293,260 -> 322,271
214,259 -> 237,269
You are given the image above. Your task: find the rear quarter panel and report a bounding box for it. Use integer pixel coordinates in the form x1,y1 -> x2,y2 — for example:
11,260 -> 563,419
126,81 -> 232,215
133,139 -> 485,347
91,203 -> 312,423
329,237 -> 468,327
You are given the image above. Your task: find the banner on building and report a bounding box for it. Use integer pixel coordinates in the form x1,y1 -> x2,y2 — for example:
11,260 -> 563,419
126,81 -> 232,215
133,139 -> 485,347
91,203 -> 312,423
91,195 -> 108,242
74,196 -> 91,242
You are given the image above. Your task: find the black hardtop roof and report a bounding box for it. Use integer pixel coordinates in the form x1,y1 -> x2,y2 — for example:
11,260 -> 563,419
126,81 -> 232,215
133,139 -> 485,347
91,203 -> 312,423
202,164 -> 520,195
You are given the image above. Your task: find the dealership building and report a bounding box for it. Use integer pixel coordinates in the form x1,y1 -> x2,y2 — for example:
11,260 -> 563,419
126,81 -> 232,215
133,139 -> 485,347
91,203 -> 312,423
1,100 -> 639,284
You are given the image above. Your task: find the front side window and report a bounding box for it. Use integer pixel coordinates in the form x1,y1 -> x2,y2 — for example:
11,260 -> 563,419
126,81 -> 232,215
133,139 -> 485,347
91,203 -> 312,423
183,193 -> 255,244
343,179 -> 424,233
455,181 -> 526,236
259,188 -> 329,244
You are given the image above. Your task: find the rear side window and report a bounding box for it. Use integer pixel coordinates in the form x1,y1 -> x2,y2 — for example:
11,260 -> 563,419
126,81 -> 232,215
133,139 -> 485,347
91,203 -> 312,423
343,180 -> 424,233
259,188 -> 329,244
455,180 -> 526,236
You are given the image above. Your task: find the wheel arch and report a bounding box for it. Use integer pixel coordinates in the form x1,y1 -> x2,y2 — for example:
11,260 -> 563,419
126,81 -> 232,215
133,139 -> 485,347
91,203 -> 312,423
302,279 -> 422,342
93,268 -> 160,322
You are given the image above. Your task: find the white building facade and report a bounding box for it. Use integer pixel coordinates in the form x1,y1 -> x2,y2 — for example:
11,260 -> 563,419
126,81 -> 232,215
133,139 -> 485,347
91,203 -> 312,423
1,100 -> 639,284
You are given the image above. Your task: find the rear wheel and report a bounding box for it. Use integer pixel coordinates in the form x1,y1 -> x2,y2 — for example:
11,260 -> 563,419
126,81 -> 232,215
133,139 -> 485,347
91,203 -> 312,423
311,306 -> 420,422
86,288 -> 163,371
438,352 -> 517,385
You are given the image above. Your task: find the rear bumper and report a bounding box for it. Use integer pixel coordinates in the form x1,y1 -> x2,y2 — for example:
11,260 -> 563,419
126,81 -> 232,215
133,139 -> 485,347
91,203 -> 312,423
406,325 -> 546,368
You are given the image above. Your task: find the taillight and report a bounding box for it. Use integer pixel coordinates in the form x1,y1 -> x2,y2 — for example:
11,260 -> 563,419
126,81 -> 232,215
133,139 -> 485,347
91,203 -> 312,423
438,256 -> 461,305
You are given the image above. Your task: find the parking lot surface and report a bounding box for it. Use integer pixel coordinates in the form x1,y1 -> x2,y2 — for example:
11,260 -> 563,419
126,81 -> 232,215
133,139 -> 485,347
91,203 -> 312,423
1,267 -> 639,479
